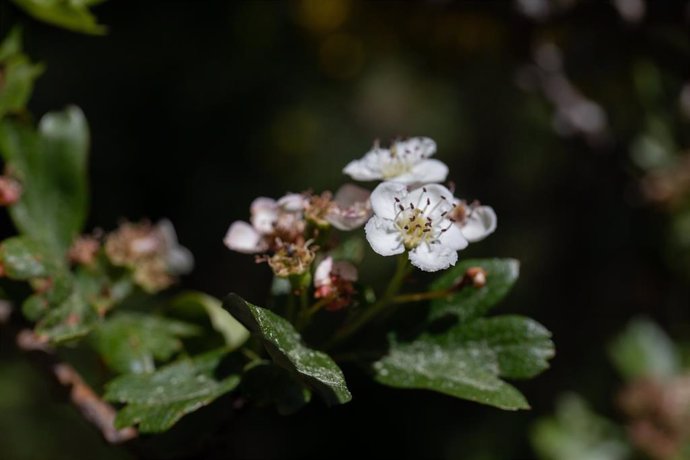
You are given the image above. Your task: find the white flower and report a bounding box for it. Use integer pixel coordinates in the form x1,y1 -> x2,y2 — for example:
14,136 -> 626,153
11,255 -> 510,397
224,193 -> 307,254
364,182 -> 469,272
451,202 -> 497,242
314,256 -> 358,311
325,184 -> 372,231
343,137 -> 448,185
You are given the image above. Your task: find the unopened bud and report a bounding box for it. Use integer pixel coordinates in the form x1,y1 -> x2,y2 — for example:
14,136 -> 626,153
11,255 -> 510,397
0,176 -> 22,206
466,267 -> 487,288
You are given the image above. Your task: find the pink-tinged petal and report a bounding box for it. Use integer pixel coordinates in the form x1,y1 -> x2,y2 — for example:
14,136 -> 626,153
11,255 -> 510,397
333,260 -> 358,282
277,193 -> 306,212
408,241 -> 458,272
370,181 -> 408,221
326,184 -> 372,231
398,137 -> 437,158
223,221 -> 267,254
250,197 -> 278,234
364,216 -> 404,256
314,256 -> 334,288
334,184 -> 370,207
408,159 -> 449,184
438,224 -> 468,252
460,206 -> 497,242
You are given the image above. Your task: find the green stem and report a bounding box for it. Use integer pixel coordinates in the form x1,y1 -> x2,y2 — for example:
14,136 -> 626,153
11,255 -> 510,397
285,292 -> 297,323
325,255 -> 410,349
305,296 -> 334,317
390,288 -> 453,304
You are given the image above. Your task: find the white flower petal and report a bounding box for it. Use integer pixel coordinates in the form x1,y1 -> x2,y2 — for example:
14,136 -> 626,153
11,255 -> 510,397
370,181 -> 408,221
394,137 -> 437,158
314,256 -> 334,288
407,159 -> 449,184
167,246 -> 195,275
408,242 -> 458,272
277,193 -> 306,212
250,197 -> 278,234
223,221 -> 267,254
438,224 -> 468,251
156,219 -> 195,274
343,151 -> 384,181
460,206 -> 497,242
333,260 -> 358,282
364,216 -> 404,256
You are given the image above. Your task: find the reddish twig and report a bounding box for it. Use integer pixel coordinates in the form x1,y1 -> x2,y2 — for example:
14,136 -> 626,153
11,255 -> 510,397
15,329 -> 138,444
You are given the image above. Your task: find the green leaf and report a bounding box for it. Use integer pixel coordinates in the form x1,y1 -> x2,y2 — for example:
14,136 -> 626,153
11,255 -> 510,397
171,292 -> 249,351
0,236 -> 56,279
429,258 -> 519,322
0,28 -> 44,118
608,317 -> 679,381
11,0 -> 107,35
373,315 -> 554,410
530,394 -> 630,460
224,293 -> 352,406
105,349 -> 239,433
0,106 -> 89,255
241,363 -> 312,415
34,289 -> 97,342
92,312 -> 200,375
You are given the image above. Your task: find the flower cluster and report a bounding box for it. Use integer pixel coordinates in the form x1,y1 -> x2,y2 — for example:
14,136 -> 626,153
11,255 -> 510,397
103,219 -> 193,292
224,136 -> 496,305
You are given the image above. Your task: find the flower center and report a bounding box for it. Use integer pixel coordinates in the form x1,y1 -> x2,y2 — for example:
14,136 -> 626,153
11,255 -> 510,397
380,145 -> 418,179
381,158 -> 413,179
395,208 -> 433,249
392,188 -> 456,249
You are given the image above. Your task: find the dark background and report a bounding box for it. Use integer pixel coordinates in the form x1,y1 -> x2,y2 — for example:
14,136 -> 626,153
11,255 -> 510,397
1,1 -> 689,459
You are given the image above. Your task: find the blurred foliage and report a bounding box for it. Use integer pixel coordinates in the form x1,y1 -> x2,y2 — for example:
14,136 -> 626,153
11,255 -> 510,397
533,318 -> 690,460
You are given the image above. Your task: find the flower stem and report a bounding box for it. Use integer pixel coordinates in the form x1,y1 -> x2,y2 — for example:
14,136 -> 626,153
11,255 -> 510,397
390,289 -> 452,304
325,255 -> 410,349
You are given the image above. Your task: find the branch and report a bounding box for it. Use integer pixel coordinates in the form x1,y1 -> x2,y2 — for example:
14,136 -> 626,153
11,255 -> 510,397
15,328 -> 138,444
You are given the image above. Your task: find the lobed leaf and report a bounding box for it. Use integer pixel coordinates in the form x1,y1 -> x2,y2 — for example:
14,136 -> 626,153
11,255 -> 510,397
530,394 -> 630,460
0,236 -> 56,279
429,258 -> 519,322
373,315 -> 554,410
92,312 -> 200,374
105,349 -> 239,433
0,106 -> 89,256
608,317 -> 679,381
224,293 -> 351,406
0,28 -> 44,118
171,292 -> 249,351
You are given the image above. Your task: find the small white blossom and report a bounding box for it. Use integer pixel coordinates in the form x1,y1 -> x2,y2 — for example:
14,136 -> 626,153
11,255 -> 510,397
224,194 -> 307,254
314,256 -> 358,311
364,182 -> 469,272
343,137 -> 448,185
